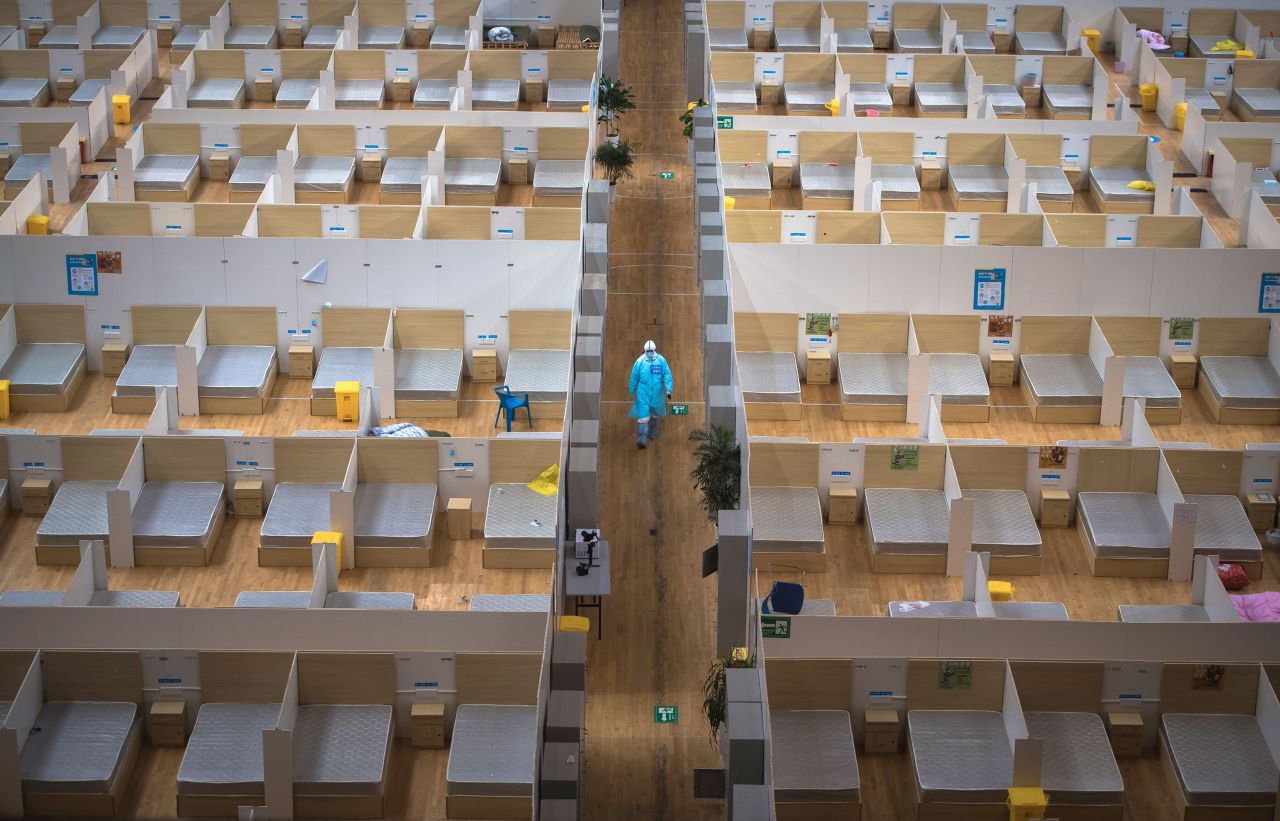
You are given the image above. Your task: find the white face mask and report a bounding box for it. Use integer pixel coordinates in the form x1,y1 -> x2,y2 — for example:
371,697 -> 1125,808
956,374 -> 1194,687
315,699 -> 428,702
645,352 -> 656,361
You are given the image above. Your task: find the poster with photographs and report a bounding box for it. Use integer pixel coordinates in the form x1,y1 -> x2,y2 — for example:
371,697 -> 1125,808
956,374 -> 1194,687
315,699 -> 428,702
889,445 -> 919,471
1168,317 -> 1194,341
96,251 -> 122,274
938,661 -> 972,690
987,315 -> 1013,338
1192,664 -> 1225,690
1038,446 -> 1068,469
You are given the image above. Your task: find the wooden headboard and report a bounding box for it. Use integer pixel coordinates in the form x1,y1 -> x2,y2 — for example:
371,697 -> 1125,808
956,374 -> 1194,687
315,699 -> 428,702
393,308 -> 464,349
1019,315 -> 1091,355
734,312 -> 795,352
1197,317 -> 1269,357
838,312 -> 907,353
912,314 -> 980,354
15,303 -> 86,343
298,653 -> 396,705
322,306 -> 391,348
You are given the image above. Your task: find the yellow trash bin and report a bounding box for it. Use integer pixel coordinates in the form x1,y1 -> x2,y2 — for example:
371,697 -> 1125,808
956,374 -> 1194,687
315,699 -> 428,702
1139,83 -> 1157,112
0,379 -> 10,420
1174,101 -> 1188,131
335,380 -> 360,422
1007,787 -> 1049,821
724,195 -> 736,211
1081,28 -> 1100,53
111,94 -> 131,125
25,214 -> 49,235
312,530 -> 344,568
987,580 -> 1015,601
559,615 -> 590,632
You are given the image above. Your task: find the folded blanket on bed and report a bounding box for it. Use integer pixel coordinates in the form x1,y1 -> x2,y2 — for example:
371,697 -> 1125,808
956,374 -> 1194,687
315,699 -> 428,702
1232,591 -> 1280,622
371,422 -> 428,437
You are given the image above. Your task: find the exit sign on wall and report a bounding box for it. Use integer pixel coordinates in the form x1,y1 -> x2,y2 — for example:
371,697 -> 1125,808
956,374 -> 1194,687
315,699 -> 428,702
654,705 -> 679,723
668,404 -> 689,415
716,115 -> 734,129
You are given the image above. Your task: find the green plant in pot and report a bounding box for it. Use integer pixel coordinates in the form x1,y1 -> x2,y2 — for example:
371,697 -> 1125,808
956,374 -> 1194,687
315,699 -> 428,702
596,75 -> 636,137
702,650 -> 756,748
688,424 -> 741,522
593,139 -> 635,201
680,98 -> 708,140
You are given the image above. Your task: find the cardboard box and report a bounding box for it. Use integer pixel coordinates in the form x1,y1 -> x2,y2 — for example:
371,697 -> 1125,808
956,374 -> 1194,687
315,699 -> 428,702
919,159 -> 942,191
447,497 -> 472,540
472,349 -> 498,382
233,479 -> 263,518
988,352 -> 1015,386
254,77 -> 274,102
864,708 -> 899,754
288,344 -> 315,378
1106,711 -> 1142,757
507,158 -> 529,185
208,151 -> 231,182
21,478 -> 52,516
54,76 -> 75,102
1169,354 -> 1196,388
391,76 -> 411,103
771,159 -> 792,189
829,487 -> 860,524
759,81 -> 779,106
1040,489 -> 1071,528
101,342 -> 129,376
411,702 -> 445,748
806,350 -> 831,384
1246,493 -> 1276,530
525,77 -> 544,103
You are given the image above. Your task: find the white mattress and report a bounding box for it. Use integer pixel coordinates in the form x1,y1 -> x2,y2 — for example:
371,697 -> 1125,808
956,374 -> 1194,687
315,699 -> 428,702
751,486 -> 825,553
894,28 -> 942,53
430,24 -> 466,48
260,482 -> 341,548
957,29 -> 994,53
0,590 -> 64,606
737,351 -> 800,403
949,164 -> 1010,201
1089,167 -> 1153,203
873,164 -> 921,200
178,702 -> 280,796
473,79 -> 520,110
1077,492 -> 1170,559
784,82 -> 836,112
324,591 -> 415,609
774,27 -> 819,52
0,77 -> 48,106
131,481 -> 224,547
532,159 -> 586,198
990,601 -> 1069,619
445,157 -> 502,195
547,78 -> 592,110
1235,87 -> 1280,119
928,353 -> 990,404
865,488 -> 948,555
1122,356 -> 1181,407
197,345 -> 276,397
1190,33 -> 1236,58
88,590 -> 180,607
21,701 -> 137,794
413,78 -> 457,108
0,343 -> 84,395
483,484 -> 557,550
1025,165 -> 1072,200
5,153 -> 51,188
915,83 -> 965,114
115,344 -> 176,396
234,591 -> 311,608
303,25 -> 340,48
469,594 -> 551,612
838,352 -> 907,404
135,154 -> 199,192
225,25 -> 277,48
336,79 -> 385,109
358,25 -> 403,48
187,78 -> 245,109
275,78 -> 320,108
312,347 -> 374,397
354,483 -> 437,548
770,710 -> 860,803
1117,604 -> 1209,623
985,83 -> 1025,116
1021,354 -> 1102,405
505,349 -> 570,402
835,28 -> 873,52
1184,494 -> 1262,562
381,157 -> 427,195
1044,84 -> 1093,116
1015,30 -> 1067,55
966,489 -> 1042,555
709,26 -> 747,50
714,81 -> 757,112
1024,712 -> 1123,805
294,156 -> 355,194
799,162 -> 854,200
447,705 -> 537,797
36,480 -> 114,547
909,710 -> 1011,803
394,348 -> 462,400
1199,356 -> 1280,409
889,600 -> 977,618
1161,713 -> 1280,806
292,704 -> 392,796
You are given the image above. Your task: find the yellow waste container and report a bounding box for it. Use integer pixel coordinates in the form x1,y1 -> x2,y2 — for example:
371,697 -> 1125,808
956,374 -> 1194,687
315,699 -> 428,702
724,195 -> 736,211
1174,101 -> 1188,131
335,380 -> 360,422
0,379 -> 10,420
312,530 -> 344,568
988,580 -> 1015,601
111,94 -> 131,125
1007,787 -> 1049,821
1236,49 -> 1254,59
559,615 -> 590,632
824,97 -> 840,116
25,214 -> 49,235
1139,83 -> 1158,112
1081,28 -> 1100,53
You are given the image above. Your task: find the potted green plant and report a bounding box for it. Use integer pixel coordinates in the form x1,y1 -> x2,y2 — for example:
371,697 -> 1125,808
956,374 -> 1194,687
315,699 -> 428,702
593,139 -> 635,202
688,424 -> 741,522
679,98 -> 708,140
702,651 -> 756,748
596,76 -> 636,140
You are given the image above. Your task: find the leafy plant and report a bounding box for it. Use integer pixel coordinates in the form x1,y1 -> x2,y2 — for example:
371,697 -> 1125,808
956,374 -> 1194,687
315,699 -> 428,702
596,76 -> 636,129
679,98 -> 708,140
593,139 -> 636,185
702,651 -> 756,748
688,424 -> 741,521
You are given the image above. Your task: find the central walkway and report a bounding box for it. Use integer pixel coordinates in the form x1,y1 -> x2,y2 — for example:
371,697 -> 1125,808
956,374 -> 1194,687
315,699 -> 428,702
582,0 -> 723,817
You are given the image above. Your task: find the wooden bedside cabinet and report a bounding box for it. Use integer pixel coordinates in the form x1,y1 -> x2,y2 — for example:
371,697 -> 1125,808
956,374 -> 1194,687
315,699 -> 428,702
770,159 -> 792,189
1169,354 -> 1197,388
919,160 -> 941,191
759,81 -> 780,106
101,342 -> 129,376
829,487 -> 860,524
1246,493 -> 1276,530
359,154 -> 383,183
870,25 -> 891,49
411,702 -> 445,748
21,478 -> 52,516
525,78 -> 544,104
391,76 -> 411,103
1062,163 -> 1084,191
751,25 -> 771,51
234,479 -> 264,518
1105,711 -> 1142,758
988,352 -> 1015,386
1020,84 -> 1042,107
806,350 -> 831,384
890,82 -> 911,107
507,158 -> 529,185
472,349 -> 498,382
447,497 -> 472,540
207,151 -> 232,182
864,708 -> 899,754
254,77 -> 274,102
149,700 -> 187,747
288,345 -> 314,378
1039,489 -> 1071,528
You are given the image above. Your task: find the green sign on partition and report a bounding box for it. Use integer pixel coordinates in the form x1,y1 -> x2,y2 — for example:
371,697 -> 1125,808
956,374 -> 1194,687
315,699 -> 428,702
668,404 -> 689,415
762,615 -> 792,639
654,705 -> 679,723
716,115 -> 734,129
659,171 -> 675,179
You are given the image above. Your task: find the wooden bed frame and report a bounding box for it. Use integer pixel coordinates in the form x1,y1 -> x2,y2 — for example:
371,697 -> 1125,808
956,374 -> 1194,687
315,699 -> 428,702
35,436 -> 138,566
911,55 -> 966,119
310,307 -> 392,416
352,437 -> 439,568
445,124 -> 503,206
1086,135 -> 1155,215
481,437 -> 560,570
858,132 -> 920,212
1195,317 -> 1280,425
915,314 -> 991,422
392,308 -> 464,418
797,130 -> 856,212
198,306 -> 280,414
839,313 -> 908,422
1018,316 -> 1102,423
110,305 -> 203,415
1229,61 -> 1280,124
735,312 -> 803,420
259,437 -> 356,566
8,304 -> 89,412
131,437 -> 228,566
719,130 -> 772,209
945,133 -> 1008,214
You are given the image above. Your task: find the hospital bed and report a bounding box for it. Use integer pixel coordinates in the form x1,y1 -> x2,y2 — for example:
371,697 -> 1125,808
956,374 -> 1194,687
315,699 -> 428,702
1118,604 -> 1209,622
532,159 -> 587,207
260,482 -> 341,548
1199,356 -> 1280,416
1184,494 -> 1263,564
770,710 -> 860,814
483,483 -> 558,559
736,352 -> 801,412
708,26 -> 748,50
227,155 -> 278,202
1023,712 -> 1124,813
1019,354 -> 1102,421
713,80 -> 757,112
36,480 -> 114,553
0,342 -> 86,410
864,487 -> 948,561
966,489 -> 1041,558
197,345 -> 278,413
113,344 -> 176,410
413,78 -> 458,109
503,348 -> 570,407
187,78 -> 246,109
131,480 -> 225,563
835,28 -> 873,52
872,164 -> 921,209
894,27 -> 942,53
303,25 -> 340,48
1160,713 -> 1279,815
88,589 -> 181,606
1077,491 -> 1170,573
446,705 -> 537,816
1024,165 -> 1073,210
275,79 -> 320,108
947,164 -> 1009,212
472,79 -> 520,110
380,157 -> 427,203
178,702 -> 279,815
850,83 -> 892,113
225,25 -> 278,48
393,348 -> 462,410
1014,30 -> 1067,55
1232,88 -> 1280,123
908,711 -> 1011,811
430,24 -> 467,49
955,29 -> 994,53
469,594 -> 552,612
292,704 -> 394,816
928,353 -> 990,409
1042,84 -> 1093,119
444,157 -> 502,204
0,77 -> 50,106
1185,87 -> 1221,120
749,487 -> 825,565
20,701 -> 142,816
335,79 -> 385,109
783,82 -> 835,114
170,25 -> 207,53
354,483 -> 438,557
547,79 -> 592,110
914,83 -> 966,116
69,77 -> 109,106
294,156 -> 356,203
722,163 -> 771,207
134,154 -> 201,202
358,25 -> 404,48
985,84 -> 1025,116
1087,166 -> 1154,213
799,162 -> 854,208
1122,356 -> 1182,422
323,591 -> 415,609
774,25 -> 819,52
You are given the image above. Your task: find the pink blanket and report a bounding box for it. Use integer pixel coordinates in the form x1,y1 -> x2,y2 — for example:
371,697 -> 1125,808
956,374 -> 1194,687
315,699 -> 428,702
1232,592 -> 1280,622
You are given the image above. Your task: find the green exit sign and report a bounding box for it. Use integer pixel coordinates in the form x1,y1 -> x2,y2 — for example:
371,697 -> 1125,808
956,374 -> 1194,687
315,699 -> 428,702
654,705 -> 679,723
716,115 -> 734,129
762,615 -> 791,639
659,171 -> 674,179
668,404 -> 689,415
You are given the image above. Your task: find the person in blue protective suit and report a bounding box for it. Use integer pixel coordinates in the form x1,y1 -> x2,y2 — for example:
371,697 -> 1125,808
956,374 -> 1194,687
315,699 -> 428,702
628,340 -> 673,449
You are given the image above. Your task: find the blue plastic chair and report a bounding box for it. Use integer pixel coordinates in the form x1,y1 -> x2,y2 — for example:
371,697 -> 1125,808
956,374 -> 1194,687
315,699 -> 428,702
761,564 -> 805,615
493,385 -> 532,432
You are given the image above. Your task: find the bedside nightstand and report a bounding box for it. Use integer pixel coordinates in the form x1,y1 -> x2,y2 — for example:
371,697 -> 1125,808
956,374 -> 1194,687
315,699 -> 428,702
233,479 -> 263,518
149,700 -> 187,747
411,702 -> 445,748
1040,489 -> 1071,528
1169,354 -> 1197,388
988,352 -> 1015,387
288,345 -> 314,378
806,350 -> 831,384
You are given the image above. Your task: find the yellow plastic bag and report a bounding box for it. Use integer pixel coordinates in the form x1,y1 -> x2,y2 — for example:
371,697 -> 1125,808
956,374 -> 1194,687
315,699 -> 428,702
528,463 -> 560,496
1127,180 -> 1156,191
1211,39 -> 1242,52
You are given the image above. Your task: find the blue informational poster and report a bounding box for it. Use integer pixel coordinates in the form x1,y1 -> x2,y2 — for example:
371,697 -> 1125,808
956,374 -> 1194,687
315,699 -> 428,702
1259,273 -> 1280,313
973,268 -> 1006,311
66,254 -> 98,296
